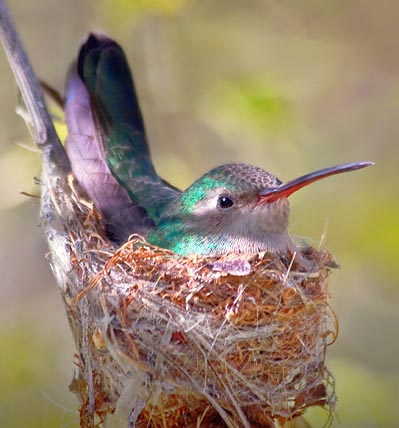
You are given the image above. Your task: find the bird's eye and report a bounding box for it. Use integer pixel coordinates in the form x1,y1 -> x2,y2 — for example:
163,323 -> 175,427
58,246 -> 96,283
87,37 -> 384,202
218,195 -> 234,209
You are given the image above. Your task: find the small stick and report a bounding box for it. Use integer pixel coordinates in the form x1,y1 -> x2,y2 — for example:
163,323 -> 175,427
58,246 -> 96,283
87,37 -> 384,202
0,0 -> 70,173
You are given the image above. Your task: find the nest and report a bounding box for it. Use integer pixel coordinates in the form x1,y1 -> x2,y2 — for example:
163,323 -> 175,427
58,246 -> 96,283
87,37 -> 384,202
42,173 -> 337,428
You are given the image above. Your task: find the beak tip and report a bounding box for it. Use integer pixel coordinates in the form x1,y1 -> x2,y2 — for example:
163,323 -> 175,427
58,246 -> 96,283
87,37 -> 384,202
359,160 -> 375,168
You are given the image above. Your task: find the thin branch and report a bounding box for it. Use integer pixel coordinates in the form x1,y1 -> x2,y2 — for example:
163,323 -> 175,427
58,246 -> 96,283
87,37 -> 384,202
0,0 -> 70,172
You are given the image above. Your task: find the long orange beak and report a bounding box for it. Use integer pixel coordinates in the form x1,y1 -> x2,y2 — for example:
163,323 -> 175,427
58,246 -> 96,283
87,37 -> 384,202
258,161 -> 374,203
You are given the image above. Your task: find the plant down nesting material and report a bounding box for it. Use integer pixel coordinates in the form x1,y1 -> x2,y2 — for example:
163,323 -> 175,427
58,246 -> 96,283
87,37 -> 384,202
43,174 -> 337,428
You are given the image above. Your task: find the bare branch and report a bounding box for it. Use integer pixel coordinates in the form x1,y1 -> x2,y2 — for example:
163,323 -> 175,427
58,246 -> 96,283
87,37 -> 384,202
0,0 -> 70,172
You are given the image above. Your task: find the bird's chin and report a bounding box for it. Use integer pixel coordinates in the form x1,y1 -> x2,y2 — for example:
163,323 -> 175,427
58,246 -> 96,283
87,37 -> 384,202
256,198 -> 290,235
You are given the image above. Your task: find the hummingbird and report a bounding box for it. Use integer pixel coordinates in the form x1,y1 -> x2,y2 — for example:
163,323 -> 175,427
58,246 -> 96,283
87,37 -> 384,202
64,33 -> 373,259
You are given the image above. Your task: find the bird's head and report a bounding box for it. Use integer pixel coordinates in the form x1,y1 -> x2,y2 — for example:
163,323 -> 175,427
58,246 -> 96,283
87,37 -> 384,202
163,161 -> 373,255
173,163 -> 291,253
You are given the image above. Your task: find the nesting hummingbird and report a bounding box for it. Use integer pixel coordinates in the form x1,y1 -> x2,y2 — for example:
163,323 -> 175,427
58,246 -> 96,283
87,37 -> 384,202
64,33 -> 373,259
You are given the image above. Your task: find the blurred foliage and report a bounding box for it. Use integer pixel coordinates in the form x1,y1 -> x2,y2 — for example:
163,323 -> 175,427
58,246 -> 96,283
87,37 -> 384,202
0,145 -> 40,209
102,0 -> 187,20
206,76 -> 296,134
0,325 -> 78,428
305,358 -> 399,427
0,0 -> 398,427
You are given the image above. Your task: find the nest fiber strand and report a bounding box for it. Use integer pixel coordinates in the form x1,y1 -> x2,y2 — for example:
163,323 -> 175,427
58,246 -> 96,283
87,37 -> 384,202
42,173 -> 336,428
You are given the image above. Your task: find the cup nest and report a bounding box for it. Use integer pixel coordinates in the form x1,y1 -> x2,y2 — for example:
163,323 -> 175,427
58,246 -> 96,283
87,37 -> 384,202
42,173 -> 337,428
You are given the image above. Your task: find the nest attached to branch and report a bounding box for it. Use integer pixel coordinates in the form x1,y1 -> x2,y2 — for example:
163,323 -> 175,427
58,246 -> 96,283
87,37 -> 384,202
42,171 -> 337,428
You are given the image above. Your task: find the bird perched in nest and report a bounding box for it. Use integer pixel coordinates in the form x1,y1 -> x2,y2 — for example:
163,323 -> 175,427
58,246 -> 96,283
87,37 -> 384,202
63,33 -> 373,259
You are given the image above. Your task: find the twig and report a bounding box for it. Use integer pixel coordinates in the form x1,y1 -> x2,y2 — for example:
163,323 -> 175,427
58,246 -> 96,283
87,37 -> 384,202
0,0 -> 70,173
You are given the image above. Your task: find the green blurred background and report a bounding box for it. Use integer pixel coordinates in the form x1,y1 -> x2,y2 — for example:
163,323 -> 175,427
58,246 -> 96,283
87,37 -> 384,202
0,1 -> 398,427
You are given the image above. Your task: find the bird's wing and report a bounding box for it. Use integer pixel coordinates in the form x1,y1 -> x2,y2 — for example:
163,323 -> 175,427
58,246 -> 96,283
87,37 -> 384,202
77,33 -> 180,221
64,63 -> 155,242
